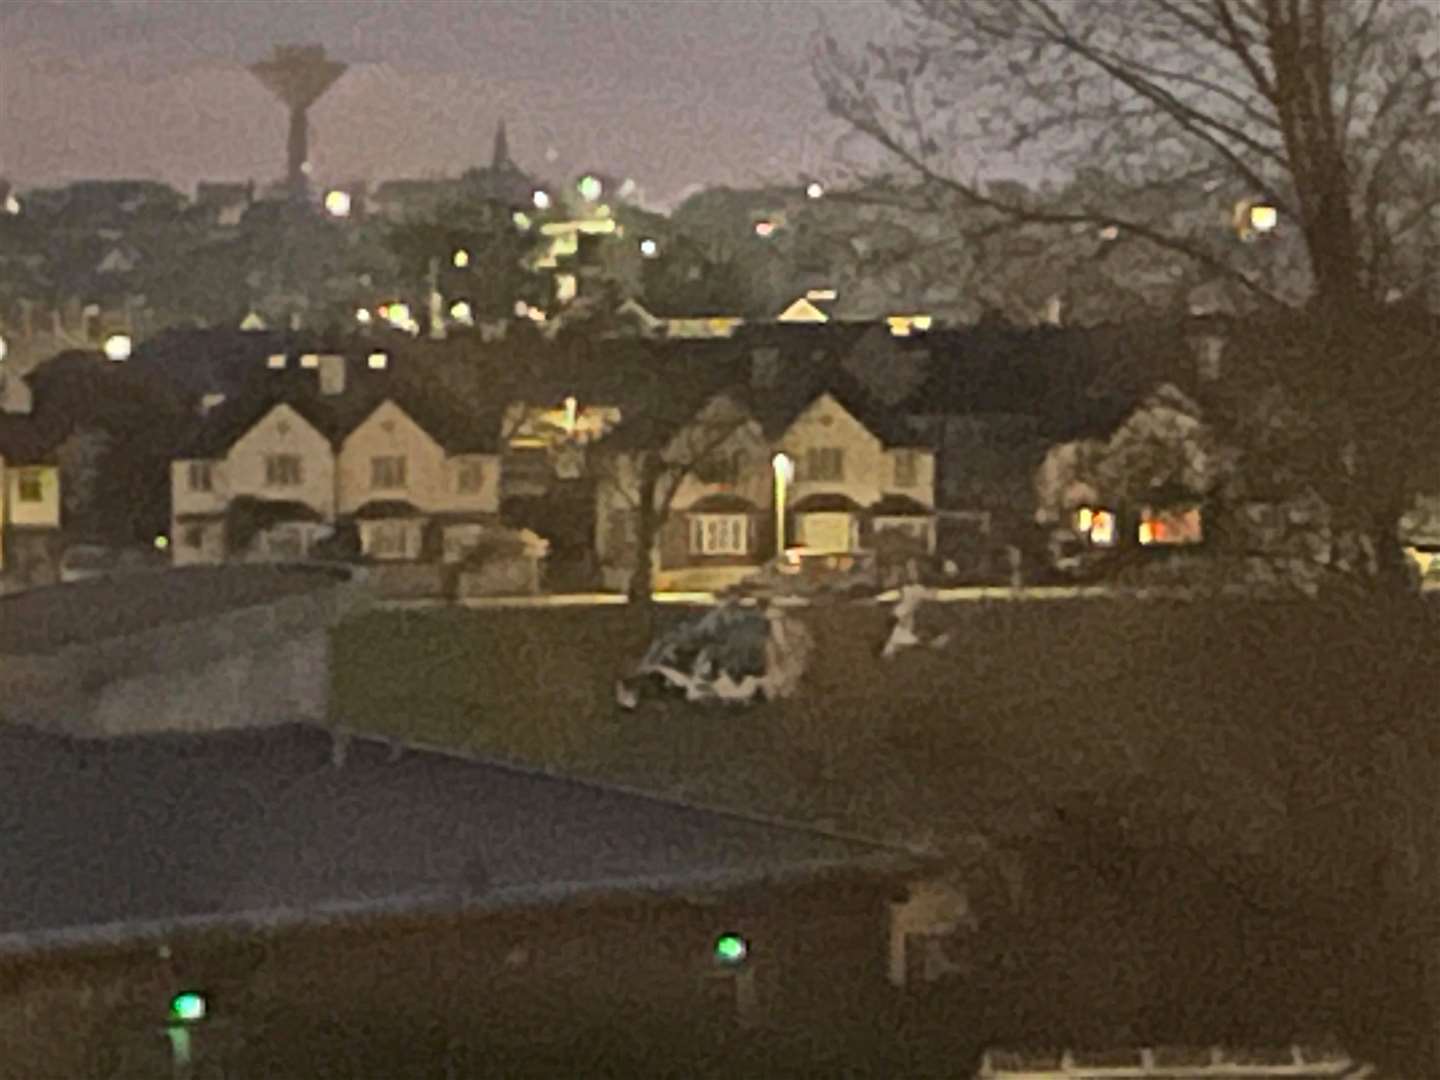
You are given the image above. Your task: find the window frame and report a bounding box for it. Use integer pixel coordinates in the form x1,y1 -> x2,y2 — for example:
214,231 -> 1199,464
689,513 -> 749,556
370,455 -> 408,491
263,454 -> 303,488
893,450 -> 918,488
801,447 -> 845,483
456,458 -> 485,495
187,461 -> 214,493
16,469 -> 44,503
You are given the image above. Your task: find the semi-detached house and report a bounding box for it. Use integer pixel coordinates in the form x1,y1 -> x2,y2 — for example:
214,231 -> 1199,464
171,352 -> 501,566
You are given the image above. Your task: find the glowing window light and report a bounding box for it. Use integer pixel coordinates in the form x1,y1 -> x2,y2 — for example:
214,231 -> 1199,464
1099,225 -> 1119,241
452,249 -> 470,269
578,175 -> 603,202
323,190 -> 351,218
1249,203 -> 1278,233
532,190 -> 551,210
713,933 -> 748,965
449,300 -> 473,324
563,395 -> 578,433
102,334 -> 132,362
3,193 -> 19,215
806,181 -> 824,199
514,300 -> 530,318
168,991 -> 207,1024
299,353 -> 319,369
911,315 -> 933,331
556,274 -> 577,303
368,351 -> 389,370
267,354 -> 287,370
527,307 -> 547,323
639,238 -> 658,258
386,303 -> 412,327
355,308 -> 372,324
1091,510 -> 1116,546
1076,507 -> 1094,533
0,335 -> 8,364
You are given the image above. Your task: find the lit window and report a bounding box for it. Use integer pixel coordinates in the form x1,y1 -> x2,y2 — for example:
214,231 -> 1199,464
267,354 -> 287,370
183,526 -> 204,549
893,451 -> 918,488
17,470 -> 43,502
370,455 -> 407,490
1249,204 -> 1278,233
187,461 -> 214,492
300,353 -> 320,369
754,221 -> 776,238
264,454 -> 303,488
457,459 -> 485,494
556,274 -> 577,303
1139,506 -> 1202,546
449,300 -> 474,325
690,514 -> 748,556
800,447 -> 844,482
452,248 -> 470,269
1090,510 -> 1116,546
102,334 -> 131,362
368,351 -> 388,370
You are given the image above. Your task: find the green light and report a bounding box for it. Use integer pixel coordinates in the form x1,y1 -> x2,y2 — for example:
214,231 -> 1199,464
578,175 -> 603,202
713,933 -> 748,964
169,991 -> 206,1024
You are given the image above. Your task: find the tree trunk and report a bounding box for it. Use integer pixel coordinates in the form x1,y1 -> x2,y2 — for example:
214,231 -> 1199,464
626,453 -> 662,606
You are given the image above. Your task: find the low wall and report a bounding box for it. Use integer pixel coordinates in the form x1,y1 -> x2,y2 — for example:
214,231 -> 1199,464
457,557 -> 542,597
0,565 -> 369,739
363,561 -> 446,599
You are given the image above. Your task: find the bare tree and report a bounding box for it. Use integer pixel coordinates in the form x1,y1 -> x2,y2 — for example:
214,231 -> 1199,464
590,392 -> 762,604
816,0 -> 1440,591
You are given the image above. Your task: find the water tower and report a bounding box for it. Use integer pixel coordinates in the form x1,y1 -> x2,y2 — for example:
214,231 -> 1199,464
249,45 -> 347,201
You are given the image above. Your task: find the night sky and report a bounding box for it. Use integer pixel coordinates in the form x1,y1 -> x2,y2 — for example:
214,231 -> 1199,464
0,0 -> 895,210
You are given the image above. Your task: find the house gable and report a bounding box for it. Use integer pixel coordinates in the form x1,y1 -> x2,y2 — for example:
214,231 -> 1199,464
226,403 -> 335,517
337,399 -> 449,516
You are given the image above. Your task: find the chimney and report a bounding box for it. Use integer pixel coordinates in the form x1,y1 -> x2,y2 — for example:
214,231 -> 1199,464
318,353 -> 346,395
751,347 -> 781,389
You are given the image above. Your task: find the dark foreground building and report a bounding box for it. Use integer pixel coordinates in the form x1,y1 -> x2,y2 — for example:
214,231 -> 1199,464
0,724 -> 937,1077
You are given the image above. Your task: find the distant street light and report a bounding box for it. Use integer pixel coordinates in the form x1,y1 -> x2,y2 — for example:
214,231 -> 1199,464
578,175 -> 603,202
452,249 -> 470,269
755,221 -> 776,238
449,300 -> 474,325
1249,203 -> 1278,233
639,238 -> 658,258
3,193 -> 19,215
102,334 -> 132,362
355,308 -> 372,324
772,453 -> 793,556
367,350 -> 389,370
532,190 -> 551,210
323,190 -> 351,218
806,182 -> 824,199
513,210 -> 532,231
169,991 -> 207,1024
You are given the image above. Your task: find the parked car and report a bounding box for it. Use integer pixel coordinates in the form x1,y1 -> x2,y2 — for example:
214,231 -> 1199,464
59,544 -> 167,584
723,548 -> 882,602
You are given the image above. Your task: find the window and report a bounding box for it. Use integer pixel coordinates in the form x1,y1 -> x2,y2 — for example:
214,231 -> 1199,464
17,470 -> 43,502
370,455 -> 407,490
187,461 -> 213,492
801,447 -> 844,482
264,454 -> 303,488
457,459 -> 485,494
370,523 -> 408,558
690,514 -> 748,556
182,526 -> 205,549
893,451 -> 918,488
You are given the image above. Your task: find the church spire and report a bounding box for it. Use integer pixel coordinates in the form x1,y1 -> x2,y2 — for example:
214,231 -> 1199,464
492,121 -> 511,170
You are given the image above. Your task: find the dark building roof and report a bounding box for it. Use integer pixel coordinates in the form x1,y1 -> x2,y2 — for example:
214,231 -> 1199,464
0,723 -> 927,947
179,360 -> 502,459
791,493 -> 865,514
869,494 -> 934,516
0,414 -> 64,465
352,499 -> 425,519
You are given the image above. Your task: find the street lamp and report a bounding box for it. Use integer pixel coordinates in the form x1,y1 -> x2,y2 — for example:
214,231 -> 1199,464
805,181 -> 824,199
532,190 -> 551,210
578,175 -> 603,202
639,238 -> 658,258
772,452 -> 793,556
452,249 -> 470,269
323,190 -> 351,218
102,334 -> 132,362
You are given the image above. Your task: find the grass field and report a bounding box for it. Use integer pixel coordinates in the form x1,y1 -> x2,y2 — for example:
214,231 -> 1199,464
331,593 -> 1440,1061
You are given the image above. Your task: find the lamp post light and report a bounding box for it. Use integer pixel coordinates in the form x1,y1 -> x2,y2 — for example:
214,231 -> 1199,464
772,452 -> 793,556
